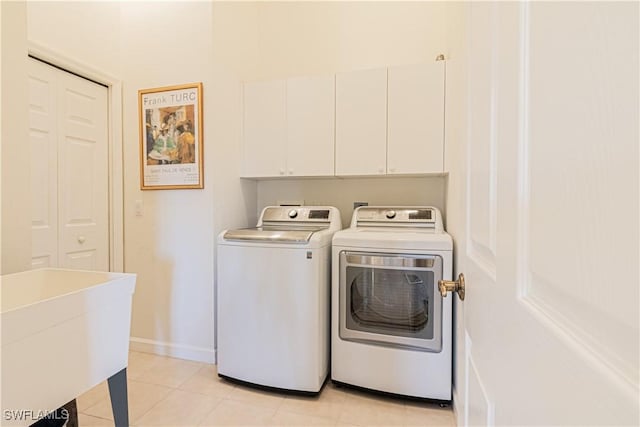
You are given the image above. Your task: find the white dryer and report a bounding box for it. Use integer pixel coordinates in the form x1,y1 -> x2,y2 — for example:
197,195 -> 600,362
217,206 -> 342,393
331,206 -> 452,400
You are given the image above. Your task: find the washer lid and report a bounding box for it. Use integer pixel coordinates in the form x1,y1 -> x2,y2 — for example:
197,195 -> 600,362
223,225 -> 326,244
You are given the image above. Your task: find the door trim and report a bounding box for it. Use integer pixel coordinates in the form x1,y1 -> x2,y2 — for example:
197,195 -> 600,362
28,42 -> 124,272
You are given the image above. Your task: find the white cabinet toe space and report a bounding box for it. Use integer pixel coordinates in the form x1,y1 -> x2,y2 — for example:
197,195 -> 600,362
242,75 -> 335,178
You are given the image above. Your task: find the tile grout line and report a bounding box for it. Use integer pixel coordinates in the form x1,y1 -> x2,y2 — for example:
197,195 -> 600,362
78,411 -> 114,422
194,395 -> 226,427
129,388 -> 179,425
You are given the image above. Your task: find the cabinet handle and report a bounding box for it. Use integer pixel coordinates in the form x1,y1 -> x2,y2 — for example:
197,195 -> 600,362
289,170 -> 293,175
77,236 -> 86,244
389,167 -> 396,173
378,168 -> 384,174
279,169 -> 285,175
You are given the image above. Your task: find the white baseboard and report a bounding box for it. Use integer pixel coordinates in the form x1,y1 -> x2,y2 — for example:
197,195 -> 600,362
129,337 -> 216,364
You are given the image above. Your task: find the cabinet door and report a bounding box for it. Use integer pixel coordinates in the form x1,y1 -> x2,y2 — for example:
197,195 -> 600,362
243,80 -> 286,177
335,68 -> 387,176
286,75 -> 335,177
388,62 -> 445,174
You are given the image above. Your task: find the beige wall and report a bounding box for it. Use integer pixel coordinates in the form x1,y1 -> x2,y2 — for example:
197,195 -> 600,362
27,1 -> 121,78
212,1 -> 260,81
258,177 -> 447,227
252,1 -> 446,80
120,1 -> 215,361
1,1 -> 31,274
120,1 -> 257,361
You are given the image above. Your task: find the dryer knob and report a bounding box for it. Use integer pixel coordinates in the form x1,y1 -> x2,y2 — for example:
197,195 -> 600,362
386,210 -> 396,219
288,209 -> 298,219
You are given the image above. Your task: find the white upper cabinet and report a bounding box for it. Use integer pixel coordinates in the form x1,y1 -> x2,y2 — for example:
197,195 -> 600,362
242,76 -> 335,178
286,75 -> 335,176
335,67 -> 388,176
243,79 -> 287,177
243,61 -> 446,178
387,62 -> 445,174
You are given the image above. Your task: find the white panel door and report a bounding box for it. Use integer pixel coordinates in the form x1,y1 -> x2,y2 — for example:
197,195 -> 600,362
28,59 -> 58,269
387,62 -> 445,174
450,2 -> 639,425
335,67 -> 387,176
28,58 -> 109,271
57,70 -> 109,271
242,80 -> 287,178
286,75 -> 335,177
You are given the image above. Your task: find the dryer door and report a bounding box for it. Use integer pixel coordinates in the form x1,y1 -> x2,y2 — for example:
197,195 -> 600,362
339,251 -> 443,352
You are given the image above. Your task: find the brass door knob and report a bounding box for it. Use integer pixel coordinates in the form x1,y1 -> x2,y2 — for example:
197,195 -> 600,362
438,273 -> 465,301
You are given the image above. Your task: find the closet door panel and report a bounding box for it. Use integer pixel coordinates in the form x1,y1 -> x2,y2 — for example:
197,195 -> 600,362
57,71 -> 109,271
28,58 -> 58,268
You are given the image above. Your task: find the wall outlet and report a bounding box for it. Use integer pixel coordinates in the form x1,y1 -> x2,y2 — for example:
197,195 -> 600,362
353,201 -> 368,209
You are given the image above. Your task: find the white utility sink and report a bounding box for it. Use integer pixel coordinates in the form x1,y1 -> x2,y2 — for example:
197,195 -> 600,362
1,268 -> 136,426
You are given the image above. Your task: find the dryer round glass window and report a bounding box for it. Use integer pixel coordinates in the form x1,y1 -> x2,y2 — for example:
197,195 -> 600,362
347,268 -> 434,339
339,251 -> 443,352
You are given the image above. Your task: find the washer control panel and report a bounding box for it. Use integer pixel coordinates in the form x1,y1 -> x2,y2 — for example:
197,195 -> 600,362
260,206 -> 335,223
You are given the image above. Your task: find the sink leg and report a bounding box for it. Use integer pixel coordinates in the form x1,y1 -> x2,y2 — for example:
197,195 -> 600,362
63,399 -> 78,427
107,368 -> 129,427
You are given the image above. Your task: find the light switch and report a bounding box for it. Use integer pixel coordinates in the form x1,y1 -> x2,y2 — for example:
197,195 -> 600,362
135,200 -> 143,217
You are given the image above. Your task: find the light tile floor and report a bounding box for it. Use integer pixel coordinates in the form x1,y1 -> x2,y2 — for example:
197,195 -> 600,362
78,351 -> 455,427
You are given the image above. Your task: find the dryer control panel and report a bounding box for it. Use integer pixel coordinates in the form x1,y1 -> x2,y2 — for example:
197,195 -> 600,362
352,206 -> 443,232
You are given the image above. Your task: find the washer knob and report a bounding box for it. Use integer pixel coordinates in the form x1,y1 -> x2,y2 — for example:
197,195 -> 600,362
288,209 -> 298,219
386,210 -> 396,219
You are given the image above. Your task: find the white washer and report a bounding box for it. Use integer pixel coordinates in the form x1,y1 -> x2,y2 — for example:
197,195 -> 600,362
331,206 -> 452,400
217,206 -> 342,393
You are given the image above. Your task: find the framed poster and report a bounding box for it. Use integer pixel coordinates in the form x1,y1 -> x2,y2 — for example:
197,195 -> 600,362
139,82 -> 203,189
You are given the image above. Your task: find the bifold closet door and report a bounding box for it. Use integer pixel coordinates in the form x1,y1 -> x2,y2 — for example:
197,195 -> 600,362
28,58 -> 109,271
28,59 -> 58,269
